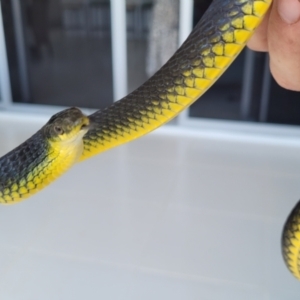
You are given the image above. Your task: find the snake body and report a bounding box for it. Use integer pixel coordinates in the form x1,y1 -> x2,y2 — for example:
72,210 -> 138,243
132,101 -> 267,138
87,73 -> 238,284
81,0 -> 272,161
282,200 -> 300,280
2,0 -> 300,281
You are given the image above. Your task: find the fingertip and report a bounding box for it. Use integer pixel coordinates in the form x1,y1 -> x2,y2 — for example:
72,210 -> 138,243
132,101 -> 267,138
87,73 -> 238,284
267,0 -> 300,91
277,0 -> 300,25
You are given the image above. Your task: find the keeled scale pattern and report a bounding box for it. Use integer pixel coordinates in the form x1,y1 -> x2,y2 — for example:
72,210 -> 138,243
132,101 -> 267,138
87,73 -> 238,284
282,200 -> 300,280
81,0 -> 272,160
0,132 -> 51,203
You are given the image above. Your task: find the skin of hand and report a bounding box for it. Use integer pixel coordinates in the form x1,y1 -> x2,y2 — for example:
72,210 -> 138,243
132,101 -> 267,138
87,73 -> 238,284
247,0 -> 300,91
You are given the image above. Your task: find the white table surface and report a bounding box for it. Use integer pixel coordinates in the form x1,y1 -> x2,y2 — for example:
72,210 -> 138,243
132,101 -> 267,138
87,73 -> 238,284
0,112 -> 300,300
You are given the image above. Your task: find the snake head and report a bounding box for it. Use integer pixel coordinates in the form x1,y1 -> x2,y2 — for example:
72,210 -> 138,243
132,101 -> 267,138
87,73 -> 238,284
43,107 -> 90,144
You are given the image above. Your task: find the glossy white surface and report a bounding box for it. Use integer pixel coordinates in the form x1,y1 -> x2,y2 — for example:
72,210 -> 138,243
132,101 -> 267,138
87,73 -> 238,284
1,112 -> 300,299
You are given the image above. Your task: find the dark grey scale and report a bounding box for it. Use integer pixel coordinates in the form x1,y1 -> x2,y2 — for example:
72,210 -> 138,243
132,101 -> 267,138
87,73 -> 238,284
0,131 -> 48,193
235,0 -> 248,5
227,7 -> 240,17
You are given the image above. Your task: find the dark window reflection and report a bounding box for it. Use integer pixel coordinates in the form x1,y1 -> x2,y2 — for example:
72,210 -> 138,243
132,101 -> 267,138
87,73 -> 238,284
2,0 -> 113,109
268,78 -> 300,126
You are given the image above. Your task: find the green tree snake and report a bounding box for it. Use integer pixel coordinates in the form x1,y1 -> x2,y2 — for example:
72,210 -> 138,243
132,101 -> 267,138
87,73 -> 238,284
1,0 -> 300,281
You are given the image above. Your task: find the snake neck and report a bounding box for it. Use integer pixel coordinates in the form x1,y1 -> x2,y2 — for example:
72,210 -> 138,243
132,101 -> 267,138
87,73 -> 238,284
0,130 -> 84,204
48,131 -> 85,166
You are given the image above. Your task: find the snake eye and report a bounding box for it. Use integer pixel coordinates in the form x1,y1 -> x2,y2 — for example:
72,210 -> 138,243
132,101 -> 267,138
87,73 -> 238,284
54,126 -> 64,135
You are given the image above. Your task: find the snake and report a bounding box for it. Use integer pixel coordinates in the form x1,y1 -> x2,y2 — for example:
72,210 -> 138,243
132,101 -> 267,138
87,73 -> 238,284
1,0 -> 300,281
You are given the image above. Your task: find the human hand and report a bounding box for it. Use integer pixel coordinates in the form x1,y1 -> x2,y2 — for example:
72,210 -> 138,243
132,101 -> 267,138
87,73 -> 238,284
247,0 -> 300,91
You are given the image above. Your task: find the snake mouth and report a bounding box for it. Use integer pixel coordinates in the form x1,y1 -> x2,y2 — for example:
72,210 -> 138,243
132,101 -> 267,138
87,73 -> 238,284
81,123 -> 89,130
82,118 -> 96,131
80,117 -> 93,131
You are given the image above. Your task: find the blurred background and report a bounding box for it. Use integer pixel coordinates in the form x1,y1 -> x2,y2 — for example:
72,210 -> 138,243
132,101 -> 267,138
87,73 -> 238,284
1,0 -> 300,124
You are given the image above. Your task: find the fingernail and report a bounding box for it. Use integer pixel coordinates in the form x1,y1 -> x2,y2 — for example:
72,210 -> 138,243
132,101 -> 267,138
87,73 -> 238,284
278,0 -> 300,24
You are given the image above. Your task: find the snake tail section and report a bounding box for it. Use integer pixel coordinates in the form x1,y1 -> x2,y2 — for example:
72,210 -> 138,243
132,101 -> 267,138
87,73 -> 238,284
82,0 -> 272,160
282,200 -> 300,280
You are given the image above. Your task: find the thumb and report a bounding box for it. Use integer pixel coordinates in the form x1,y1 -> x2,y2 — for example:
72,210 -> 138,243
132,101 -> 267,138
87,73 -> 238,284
277,0 -> 300,24
268,0 -> 300,91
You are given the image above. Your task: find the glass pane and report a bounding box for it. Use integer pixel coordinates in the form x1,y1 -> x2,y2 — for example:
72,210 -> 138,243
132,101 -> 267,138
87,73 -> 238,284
2,0 -> 113,109
126,0 -> 178,94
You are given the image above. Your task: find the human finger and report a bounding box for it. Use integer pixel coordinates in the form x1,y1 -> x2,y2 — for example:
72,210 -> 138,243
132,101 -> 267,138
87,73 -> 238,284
268,0 -> 300,91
